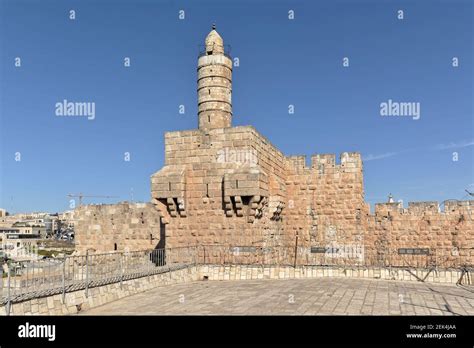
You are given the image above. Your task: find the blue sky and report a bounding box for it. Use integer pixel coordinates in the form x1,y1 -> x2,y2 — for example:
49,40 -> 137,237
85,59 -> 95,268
0,0 -> 472,213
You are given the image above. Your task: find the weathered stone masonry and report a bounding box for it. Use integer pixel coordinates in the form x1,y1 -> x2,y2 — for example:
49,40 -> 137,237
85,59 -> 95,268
75,27 -> 473,264
75,202 -> 163,253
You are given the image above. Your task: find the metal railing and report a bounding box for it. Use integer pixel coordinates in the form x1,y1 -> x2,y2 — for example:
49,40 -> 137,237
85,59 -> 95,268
1,245 -> 472,314
195,245 -> 474,269
197,44 -> 232,58
0,247 -> 198,312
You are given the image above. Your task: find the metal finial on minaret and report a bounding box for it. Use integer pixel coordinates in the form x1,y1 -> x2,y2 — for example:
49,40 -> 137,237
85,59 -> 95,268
212,23 -> 216,30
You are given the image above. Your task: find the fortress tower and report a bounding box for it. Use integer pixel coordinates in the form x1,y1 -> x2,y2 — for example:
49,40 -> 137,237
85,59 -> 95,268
197,25 -> 233,131
75,26 -> 473,270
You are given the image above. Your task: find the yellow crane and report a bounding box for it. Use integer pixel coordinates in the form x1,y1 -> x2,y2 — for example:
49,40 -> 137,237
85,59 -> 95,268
66,193 -> 119,206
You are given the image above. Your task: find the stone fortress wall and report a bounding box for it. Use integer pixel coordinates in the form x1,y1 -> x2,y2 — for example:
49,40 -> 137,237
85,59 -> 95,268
75,27 -> 474,266
285,152 -> 367,250
150,126 -> 288,250
368,200 -> 474,264
75,202 -> 162,253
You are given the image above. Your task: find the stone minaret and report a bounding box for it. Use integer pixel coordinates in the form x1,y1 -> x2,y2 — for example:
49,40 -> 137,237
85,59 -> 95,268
197,25 -> 232,131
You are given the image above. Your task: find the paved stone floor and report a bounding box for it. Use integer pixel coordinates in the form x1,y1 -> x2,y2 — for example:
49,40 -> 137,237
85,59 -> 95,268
83,278 -> 474,315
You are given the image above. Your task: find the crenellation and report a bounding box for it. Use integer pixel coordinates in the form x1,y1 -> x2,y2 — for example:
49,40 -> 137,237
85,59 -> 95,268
288,155 -> 308,170
444,200 -> 474,214
374,202 -> 403,216
407,201 -> 440,214
311,154 -> 336,169
340,152 -> 362,167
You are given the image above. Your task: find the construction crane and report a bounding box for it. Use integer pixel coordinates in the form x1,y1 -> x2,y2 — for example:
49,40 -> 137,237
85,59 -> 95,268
66,193 -> 119,206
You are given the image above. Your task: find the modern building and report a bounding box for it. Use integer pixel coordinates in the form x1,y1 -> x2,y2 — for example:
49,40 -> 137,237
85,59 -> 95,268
0,227 -> 41,260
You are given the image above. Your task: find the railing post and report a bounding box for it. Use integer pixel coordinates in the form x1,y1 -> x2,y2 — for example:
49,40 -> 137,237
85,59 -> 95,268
147,251 -> 151,280
6,264 -> 11,316
293,232 -> 299,268
388,247 -> 392,276
85,251 -> 89,298
167,248 -> 172,273
119,252 -> 123,289
62,258 -> 66,304
194,246 -> 198,266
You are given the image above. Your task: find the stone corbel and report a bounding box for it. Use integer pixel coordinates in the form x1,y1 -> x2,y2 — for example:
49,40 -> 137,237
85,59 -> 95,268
269,200 -> 285,221
166,198 -> 178,217
177,197 -> 186,217
248,196 -> 268,223
235,196 -> 244,217
224,196 -> 233,217
151,164 -> 187,218
166,197 -> 186,218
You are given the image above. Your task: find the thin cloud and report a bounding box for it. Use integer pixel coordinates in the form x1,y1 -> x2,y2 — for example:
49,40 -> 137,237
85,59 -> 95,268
363,139 -> 474,162
434,140 -> 474,150
363,152 -> 398,161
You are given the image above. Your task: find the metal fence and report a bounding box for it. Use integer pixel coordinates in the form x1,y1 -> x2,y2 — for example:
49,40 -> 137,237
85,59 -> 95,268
196,245 -> 474,269
0,247 -> 198,310
1,244 -> 472,314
